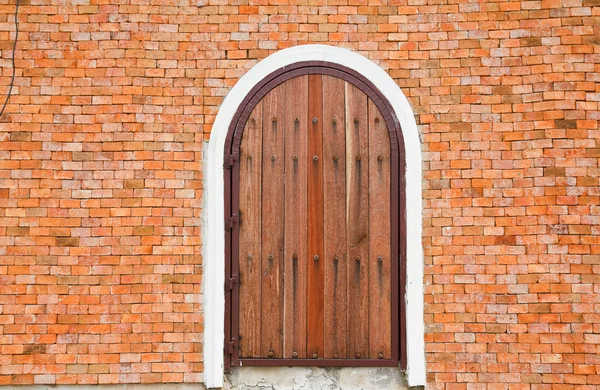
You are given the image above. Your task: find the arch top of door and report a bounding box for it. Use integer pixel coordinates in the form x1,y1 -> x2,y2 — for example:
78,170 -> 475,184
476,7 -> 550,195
203,45 -> 425,388
223,61 -> 404,163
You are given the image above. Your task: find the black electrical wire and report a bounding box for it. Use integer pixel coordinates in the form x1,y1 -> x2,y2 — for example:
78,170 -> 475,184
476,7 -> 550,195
0,0 -> 20,118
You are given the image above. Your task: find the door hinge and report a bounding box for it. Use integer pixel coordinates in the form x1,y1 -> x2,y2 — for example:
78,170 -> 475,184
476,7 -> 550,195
226,338 -> 237,355
226,214 -> 238,230
225,154 -> 237,169
227,274 -> 238,291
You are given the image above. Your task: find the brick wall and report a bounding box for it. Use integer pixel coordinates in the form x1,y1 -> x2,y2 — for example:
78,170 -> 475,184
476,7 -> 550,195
0,0 -> 204,385
0,0 -> 599,388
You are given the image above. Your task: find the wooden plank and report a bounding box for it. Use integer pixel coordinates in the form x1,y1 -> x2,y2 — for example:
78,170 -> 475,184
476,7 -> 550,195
238,102 -> 263,359
307,74 -> 324,359
345,81 -> 370,360
367,98 -> 392,360
260,85 -> 286,359
283,75 -> 309,359
322,75 -> 347,360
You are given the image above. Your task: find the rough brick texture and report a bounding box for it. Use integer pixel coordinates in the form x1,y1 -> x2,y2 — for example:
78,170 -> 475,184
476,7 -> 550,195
0,0 -> 599,388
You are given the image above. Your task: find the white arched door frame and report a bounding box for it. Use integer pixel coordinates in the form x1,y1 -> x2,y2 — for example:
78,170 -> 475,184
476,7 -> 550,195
202,45 -> 425,388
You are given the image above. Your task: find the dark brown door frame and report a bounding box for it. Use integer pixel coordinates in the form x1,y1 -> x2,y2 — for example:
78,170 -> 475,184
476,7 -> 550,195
223,61 -> 407,370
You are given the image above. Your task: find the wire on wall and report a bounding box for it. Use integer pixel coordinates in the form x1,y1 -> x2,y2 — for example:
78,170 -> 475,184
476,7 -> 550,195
0,0 -> 20,118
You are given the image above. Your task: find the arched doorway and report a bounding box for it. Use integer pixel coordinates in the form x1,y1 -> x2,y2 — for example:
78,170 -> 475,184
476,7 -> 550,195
203,45 -> 425,388
223,63 -> 403,368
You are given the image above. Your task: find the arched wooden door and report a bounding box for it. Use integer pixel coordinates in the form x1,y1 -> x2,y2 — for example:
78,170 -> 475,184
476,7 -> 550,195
224,63 -> 405,368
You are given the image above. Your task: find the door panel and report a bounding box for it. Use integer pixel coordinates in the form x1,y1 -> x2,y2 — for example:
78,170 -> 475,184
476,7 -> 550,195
236,74 -> 394,363
282,76 -> 309,359
322,75 -> 348,360
259,84 -> 287,358
368,98 -> 392,360
307,74 -> 325,359
344,82 -> 370,360
238,102 -> 263,359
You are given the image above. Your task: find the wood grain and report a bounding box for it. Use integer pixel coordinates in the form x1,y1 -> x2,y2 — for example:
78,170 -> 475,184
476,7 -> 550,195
238,102 -> 263,359
283,75 -> 309,359
260,84 -> 286,358
322,75 -> 347,359
237,75 -> 395,363
344,81 -> 370,360
307,74 -> 324,359
367,98 -> 392,360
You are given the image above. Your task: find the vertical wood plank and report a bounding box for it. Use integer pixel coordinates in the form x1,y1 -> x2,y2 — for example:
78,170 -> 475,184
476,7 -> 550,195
345,81 -> 370,360
307,74 -> 324,359
238,102 -> 263,359
322,75 -> 347,360
367,99 -> 392,360
283,75 -> 309,359
260,86 -> 286,359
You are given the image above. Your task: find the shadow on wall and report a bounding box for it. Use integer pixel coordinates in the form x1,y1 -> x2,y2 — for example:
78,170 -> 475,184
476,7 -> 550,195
225,366 -> 414,390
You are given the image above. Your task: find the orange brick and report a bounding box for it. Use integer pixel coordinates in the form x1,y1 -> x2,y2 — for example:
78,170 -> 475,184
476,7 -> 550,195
0,1 -> 598,387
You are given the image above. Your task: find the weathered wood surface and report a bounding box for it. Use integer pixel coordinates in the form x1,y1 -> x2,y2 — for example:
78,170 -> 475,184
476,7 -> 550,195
238,102 -> 263,358
322,75 -> 348,359
307,74 -> 324,359
368,99 -> 392,360
237,76 -> 395,361
260,83 -> 286,358
345,81 -> 370,359
283,75 -> 309,359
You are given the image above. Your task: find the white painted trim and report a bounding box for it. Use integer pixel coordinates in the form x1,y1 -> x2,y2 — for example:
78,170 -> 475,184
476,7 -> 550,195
203,44 -> 425,388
